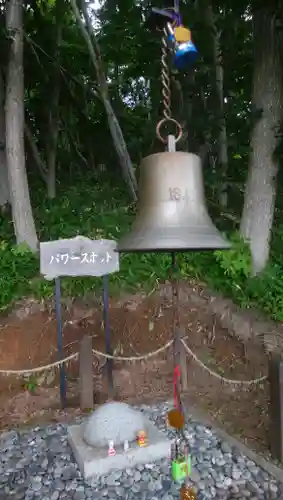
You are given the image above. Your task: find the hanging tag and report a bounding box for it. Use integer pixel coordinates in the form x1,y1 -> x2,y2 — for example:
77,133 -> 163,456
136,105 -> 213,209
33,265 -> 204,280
167,134 -> 176,153
180,485 -> 197,499
174,26 -> 191,43
167,407 -> 185,429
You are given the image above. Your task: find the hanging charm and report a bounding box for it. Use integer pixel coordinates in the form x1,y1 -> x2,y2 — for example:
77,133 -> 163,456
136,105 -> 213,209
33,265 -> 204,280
180,484 -> 197,500
173,26 -> 191,43
146,1 -> 198,70
167,364 -> 184,430
171,438 -> 192,482
165,22 -> 198,70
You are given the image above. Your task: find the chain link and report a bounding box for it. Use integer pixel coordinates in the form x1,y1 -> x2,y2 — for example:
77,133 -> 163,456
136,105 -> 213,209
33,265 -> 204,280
156,28 -> 183,144
161,30 -> 172,120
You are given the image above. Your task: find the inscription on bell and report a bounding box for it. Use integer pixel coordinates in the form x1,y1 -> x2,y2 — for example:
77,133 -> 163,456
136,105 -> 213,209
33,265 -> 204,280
169,187 -> 190,203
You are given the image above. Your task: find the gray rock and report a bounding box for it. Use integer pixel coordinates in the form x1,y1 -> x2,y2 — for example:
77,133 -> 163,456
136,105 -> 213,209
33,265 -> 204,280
50,492 -> 60,500
83,402 -> 145,447
73,492 -> 85,500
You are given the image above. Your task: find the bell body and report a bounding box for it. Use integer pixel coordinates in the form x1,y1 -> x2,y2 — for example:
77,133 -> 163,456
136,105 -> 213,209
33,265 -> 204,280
116,152 -> 230,253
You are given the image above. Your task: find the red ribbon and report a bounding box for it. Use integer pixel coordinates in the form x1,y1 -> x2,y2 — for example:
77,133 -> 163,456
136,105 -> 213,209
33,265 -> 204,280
173,365 -> 181,409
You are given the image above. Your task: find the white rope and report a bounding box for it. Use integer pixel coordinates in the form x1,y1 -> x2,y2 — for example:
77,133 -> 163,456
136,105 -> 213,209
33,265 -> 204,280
92,341 -> 173,361
0,336 -> 268,386
0,352 -> 80,375
0,340 -> 173,376
181,338 -> 267,386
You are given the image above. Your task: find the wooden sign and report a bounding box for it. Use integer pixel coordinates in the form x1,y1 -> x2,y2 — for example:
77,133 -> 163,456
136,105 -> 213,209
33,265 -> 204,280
40,236 -> 120,280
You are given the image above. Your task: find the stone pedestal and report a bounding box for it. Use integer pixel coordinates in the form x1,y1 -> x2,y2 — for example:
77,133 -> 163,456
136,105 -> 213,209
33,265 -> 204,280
68,402 -> 171,479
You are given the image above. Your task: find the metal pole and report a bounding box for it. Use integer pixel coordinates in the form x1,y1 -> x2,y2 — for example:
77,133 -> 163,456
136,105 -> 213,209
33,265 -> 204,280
103,274 -> 114,397
55,277 -> 66,408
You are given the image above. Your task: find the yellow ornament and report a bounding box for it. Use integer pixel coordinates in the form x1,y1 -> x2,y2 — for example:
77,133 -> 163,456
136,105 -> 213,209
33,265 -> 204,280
174,26 -> 191,43
180,485 -> 197,500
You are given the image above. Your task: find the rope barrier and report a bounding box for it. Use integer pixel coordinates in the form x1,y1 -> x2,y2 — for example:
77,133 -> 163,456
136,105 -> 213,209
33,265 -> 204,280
0,340 -> 173,376
92,340 -> 173,361
0,352 -> 79,376
0,337 -> 268,386
181,338 -> 267,386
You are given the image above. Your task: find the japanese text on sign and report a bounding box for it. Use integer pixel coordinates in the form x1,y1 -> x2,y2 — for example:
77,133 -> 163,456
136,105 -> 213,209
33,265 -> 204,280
40,236 -> 119,280
49,251 -> 112,265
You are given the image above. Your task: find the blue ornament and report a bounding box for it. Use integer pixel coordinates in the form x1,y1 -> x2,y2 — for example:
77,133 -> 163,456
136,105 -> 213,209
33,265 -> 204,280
168,33 -> 198,69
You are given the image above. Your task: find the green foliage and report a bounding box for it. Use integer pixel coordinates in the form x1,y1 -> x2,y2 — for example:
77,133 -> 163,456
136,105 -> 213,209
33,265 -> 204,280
23,375 -> 39,394
0,240 -> 38,311
179,233 -> 283,321
214,234 -> 251,280
2,0 -> 283,325
2,180 -> 283,323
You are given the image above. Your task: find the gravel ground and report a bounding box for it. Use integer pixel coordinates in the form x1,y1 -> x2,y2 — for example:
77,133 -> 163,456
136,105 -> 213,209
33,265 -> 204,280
1,402 -> 283,500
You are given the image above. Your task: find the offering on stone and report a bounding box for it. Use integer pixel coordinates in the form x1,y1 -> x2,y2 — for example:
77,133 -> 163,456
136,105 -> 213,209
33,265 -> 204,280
83,402 -> 145,447
108,440 -> 116,456
137,430 -> 147,447
167,408 -> 185,429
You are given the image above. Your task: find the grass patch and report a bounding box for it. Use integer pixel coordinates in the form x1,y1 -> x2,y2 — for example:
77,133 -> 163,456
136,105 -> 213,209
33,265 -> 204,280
1,174 -> 283,321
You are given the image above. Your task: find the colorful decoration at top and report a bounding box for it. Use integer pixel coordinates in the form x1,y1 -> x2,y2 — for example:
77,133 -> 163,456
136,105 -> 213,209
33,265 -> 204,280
146,1 -> 198,70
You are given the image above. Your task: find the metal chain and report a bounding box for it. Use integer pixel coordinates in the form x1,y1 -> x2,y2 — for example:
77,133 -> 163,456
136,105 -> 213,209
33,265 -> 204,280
161,30 -> 172,120
156,28 -> 183,144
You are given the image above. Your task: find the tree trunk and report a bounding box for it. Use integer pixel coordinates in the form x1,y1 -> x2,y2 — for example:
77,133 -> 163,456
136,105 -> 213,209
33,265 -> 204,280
205,3 -> 229,207
240,8 -> 283,275
46,0 -> 63,199
25,122 -> 47,183
70,0 -> 137,202
5,0 -> 38,251
0,70 -> 9,209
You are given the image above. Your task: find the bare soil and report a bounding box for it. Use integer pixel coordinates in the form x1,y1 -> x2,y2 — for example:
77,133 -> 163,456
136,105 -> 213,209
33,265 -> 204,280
0,281 -> 275,459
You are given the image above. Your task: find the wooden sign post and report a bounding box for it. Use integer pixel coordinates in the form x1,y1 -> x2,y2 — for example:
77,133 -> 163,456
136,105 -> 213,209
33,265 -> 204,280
39,236 -> 120,409
79,335 -> 94,411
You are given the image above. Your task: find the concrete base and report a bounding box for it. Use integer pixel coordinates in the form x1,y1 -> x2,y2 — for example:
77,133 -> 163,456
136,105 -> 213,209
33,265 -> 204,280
68,420 -> 171,479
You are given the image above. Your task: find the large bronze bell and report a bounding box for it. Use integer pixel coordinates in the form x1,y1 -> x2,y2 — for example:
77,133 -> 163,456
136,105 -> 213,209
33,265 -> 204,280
117,152 -> 230,252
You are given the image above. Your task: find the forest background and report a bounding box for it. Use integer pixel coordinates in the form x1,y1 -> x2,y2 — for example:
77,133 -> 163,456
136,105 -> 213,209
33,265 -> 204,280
1,0 -> 283,323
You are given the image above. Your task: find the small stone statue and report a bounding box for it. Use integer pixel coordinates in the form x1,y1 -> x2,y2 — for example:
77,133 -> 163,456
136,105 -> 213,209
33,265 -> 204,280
108,440 -> 116,456
137,430 -> 147,447
124,440 -> 129,451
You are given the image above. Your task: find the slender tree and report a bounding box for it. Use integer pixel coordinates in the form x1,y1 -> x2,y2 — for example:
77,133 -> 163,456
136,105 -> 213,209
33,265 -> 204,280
240,6 -> 283,274
5,0 -> 38,250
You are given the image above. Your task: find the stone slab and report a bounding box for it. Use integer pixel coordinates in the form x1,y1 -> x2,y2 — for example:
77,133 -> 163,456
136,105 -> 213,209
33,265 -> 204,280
68,420 -> 171,479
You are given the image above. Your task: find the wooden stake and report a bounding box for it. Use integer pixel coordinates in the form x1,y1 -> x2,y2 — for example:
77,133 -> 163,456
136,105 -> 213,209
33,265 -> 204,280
79,335 -> 94,411
269,350 -> 283,462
